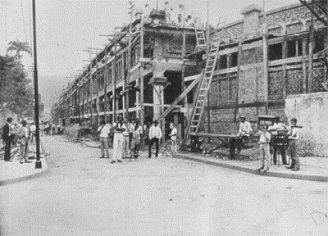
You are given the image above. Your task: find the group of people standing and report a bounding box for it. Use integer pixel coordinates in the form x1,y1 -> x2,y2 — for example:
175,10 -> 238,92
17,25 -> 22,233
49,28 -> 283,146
97,116 -> 178,162
236,115 -> 301,173
1,117 -> 50,164
97,115 -> 143,163
2,117 -> 35,164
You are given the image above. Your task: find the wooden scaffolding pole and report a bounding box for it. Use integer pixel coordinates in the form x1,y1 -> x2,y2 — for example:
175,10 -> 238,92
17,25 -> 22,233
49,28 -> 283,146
181,28 -> 186,139
308,0 -> 314,93
140,16 -> 145,132
262,0 -> 269,114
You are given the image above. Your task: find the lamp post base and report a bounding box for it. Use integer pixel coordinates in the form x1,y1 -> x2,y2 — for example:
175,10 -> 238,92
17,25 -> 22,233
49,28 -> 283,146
35,160 -> 42,169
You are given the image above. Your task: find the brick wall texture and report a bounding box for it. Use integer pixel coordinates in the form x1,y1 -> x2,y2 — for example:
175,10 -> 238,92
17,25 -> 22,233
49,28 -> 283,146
202,3 -> 328,137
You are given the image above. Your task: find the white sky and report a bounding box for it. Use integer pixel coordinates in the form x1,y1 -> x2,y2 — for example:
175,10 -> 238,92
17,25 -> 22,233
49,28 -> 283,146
1,0 -> 298,80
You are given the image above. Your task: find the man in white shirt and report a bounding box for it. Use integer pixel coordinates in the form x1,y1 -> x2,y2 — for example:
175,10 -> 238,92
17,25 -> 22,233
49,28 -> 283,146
169,123 -> 178,155
236,116 -> 253,155
29,123 -> 36,144
122,119 -> 132,159
111,115 -> 125,163
148,120 -> 162,158
97,120 -> 110,159
268,116 -> 288,165
17,120 -> 31,164
237,116 -> 252,136
257,124 -> 271,173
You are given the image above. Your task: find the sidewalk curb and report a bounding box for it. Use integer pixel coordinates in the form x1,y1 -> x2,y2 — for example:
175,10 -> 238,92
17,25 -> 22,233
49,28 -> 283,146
173,153 -> 328,183
0,158 -> 51,186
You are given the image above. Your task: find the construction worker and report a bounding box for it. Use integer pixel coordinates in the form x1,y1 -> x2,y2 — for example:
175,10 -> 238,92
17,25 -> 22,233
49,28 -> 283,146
236,116 -> 253,156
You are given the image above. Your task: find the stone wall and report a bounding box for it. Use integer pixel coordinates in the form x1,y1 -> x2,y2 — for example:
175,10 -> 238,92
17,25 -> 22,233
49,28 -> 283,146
285,92 -> 328,156
269,70 -> 284,100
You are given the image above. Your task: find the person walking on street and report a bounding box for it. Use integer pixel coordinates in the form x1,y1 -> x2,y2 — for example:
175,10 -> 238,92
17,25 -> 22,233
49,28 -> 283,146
286,118 -> 300,171
169,123 -> 177,156
111,115 -> 125,163
97,120 -> 110,159
256,124 -> 271,173
17,120 -> 31,164
130,119 -> 143,161
148,120 -> 162,158
2,117 -> 14,162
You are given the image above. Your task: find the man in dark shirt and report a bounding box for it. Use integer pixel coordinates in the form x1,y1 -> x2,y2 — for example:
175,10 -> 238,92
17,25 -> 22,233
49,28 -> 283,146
2,117 -> 13,161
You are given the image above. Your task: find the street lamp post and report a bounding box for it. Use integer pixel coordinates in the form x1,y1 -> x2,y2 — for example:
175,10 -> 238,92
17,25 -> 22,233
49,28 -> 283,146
32,0 -> 41,169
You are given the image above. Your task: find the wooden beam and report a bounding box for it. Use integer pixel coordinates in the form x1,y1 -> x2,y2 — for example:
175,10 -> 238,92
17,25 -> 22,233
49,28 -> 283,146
234,39 -> 242,122
157,71 -> 204,121
308,5 -> 314,92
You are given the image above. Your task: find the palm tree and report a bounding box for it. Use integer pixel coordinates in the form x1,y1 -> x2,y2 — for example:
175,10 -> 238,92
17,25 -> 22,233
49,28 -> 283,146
7,40 -> 32,60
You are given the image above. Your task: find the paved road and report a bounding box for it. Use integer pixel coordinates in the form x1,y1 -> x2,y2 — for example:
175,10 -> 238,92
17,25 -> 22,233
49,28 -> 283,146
0,136 -> 327,236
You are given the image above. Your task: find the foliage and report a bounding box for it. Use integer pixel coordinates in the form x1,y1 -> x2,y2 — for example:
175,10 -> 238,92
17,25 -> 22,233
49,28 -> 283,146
7,40 -> 32,60
0,55 -> 43,117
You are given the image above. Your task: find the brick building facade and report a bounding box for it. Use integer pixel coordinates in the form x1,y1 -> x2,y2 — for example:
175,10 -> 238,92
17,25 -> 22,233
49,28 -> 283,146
197,3 -> 327,134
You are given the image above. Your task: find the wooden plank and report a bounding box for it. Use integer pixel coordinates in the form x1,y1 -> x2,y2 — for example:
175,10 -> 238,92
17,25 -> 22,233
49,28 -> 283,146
190,132 -> 237,138
157,70 -> 204,121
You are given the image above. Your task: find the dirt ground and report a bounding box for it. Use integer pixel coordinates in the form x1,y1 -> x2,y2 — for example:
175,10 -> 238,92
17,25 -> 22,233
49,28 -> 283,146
0,135 -> 327,235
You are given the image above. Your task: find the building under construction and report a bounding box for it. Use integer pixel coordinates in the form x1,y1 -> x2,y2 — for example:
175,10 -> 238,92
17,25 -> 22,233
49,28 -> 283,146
52,2 -> 328,142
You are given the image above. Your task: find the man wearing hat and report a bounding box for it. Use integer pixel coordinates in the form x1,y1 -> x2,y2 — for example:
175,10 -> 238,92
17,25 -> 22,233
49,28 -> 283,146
268,116 -> 288,165
236,116 -> 253,155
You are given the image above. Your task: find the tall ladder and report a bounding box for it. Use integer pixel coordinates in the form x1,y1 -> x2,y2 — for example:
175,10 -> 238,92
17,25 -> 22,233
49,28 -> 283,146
183,23 -> 226,146
195,28 -> 206,52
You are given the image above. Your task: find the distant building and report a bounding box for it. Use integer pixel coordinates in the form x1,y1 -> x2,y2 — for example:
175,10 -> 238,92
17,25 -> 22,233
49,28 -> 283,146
52,2 -> 328,141
52,6 -> 201,138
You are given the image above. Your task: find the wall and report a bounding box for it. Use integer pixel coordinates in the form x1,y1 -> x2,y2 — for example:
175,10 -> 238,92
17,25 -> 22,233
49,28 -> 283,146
285,92 -> 328,156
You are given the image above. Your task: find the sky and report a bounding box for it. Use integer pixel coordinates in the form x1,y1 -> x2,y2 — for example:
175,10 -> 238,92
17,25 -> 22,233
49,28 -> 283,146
0,0 -> 298,110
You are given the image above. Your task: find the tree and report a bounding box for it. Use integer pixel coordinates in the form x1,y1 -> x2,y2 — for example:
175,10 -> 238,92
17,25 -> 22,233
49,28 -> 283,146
0,55 -> 43,116
7,40 -> 32,60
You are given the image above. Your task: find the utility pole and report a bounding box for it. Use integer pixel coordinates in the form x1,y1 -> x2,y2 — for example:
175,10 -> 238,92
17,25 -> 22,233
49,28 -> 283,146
32,0 -> 41,169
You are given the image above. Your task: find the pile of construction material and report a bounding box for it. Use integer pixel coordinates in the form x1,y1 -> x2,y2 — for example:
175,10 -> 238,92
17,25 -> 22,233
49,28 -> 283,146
63,124 -> 81,142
